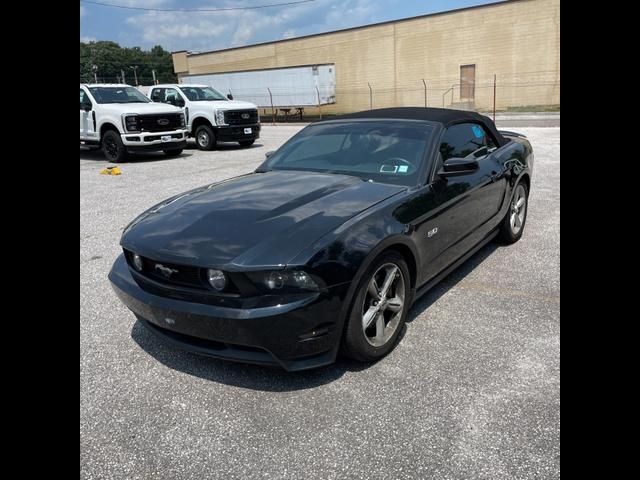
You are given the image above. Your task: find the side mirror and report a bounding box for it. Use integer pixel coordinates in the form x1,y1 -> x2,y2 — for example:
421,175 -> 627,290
227,94 -> 234,100
438,157 -> 479,176
80,102 -> 91,112
265,151 -> 274,158
175,99 -> 185,107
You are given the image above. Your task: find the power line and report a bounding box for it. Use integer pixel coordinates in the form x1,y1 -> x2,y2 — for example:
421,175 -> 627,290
80,0 -> 315,13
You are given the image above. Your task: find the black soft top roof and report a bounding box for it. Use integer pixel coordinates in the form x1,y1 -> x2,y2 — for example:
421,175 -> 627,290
327,107 -> 507,146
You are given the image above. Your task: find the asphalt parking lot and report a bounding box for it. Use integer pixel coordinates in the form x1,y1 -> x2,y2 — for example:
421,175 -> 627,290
80,120 -> 560,479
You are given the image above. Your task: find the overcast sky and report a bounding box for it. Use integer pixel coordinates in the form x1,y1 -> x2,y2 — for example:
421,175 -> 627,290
80,0 -> 500,52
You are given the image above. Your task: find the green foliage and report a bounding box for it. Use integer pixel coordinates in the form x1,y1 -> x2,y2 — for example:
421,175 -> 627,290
80,41 -> 177,84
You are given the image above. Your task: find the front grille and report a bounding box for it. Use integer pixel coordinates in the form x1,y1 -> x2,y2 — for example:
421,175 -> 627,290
125,250 -> 206,289
224,109 -> 259,125
136,113 -> 183,132
124,250 -> 241,295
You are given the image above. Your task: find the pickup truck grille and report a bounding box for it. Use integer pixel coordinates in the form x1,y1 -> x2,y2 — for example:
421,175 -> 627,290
224,109 -> 259,125
136,113 -> 183,132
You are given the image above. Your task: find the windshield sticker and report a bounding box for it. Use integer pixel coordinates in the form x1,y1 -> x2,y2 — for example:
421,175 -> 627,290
472,125 -> 484,138
398,165 -> 409,173
380,165 -> 398,173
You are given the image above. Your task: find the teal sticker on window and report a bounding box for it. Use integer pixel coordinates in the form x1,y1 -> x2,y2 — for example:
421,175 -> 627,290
471,125 -> 484,138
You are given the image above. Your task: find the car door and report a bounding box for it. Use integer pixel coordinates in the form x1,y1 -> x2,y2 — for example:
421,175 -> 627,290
80,88 -> 94,140
416,122 -> 506,279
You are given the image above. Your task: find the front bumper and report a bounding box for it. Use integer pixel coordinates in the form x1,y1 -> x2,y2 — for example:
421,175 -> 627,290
108,253 -> 348,371
215,124 -> 261,142
121,130 -> 188,150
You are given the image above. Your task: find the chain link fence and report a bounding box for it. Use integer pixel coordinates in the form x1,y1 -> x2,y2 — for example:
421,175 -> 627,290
82,71 -> 559,121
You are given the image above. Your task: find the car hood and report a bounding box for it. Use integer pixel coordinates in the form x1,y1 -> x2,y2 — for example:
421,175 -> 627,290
197,100 -> 257,110
121,171 -> 405,268
99,103 -> 183,115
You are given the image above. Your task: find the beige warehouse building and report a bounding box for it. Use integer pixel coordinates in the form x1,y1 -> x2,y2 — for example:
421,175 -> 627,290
172,0 -> 559,114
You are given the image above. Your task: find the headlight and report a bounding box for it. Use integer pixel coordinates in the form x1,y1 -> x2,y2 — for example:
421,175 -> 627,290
248,270 -> 318,292
132,253 -> 143,271
206,269 -> 227,291
215,110 -> 226,126
179,113 -> 186,128
124,115 -> 138,132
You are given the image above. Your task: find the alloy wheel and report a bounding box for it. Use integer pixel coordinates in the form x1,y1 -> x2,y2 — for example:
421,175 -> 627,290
361,263 -> 406,347
510,184 -> 527,235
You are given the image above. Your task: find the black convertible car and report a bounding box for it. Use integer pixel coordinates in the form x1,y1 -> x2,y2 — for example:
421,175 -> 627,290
109,107 -> 533,371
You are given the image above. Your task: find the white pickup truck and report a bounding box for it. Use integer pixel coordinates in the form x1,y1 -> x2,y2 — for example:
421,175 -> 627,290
147,84 -> 260,150
80,84 -> 187,163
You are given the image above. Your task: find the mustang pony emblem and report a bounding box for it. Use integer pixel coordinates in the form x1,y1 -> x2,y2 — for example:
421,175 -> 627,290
155,263 -> 178,278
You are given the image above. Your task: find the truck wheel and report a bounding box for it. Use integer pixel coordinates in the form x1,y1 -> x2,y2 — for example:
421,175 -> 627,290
195,125 -> 216,151
101,130 -> 129,163
239,140 -> 255,147
163,149 -> 183,157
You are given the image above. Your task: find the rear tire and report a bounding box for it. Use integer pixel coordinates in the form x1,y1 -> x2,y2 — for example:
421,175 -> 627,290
163,148 -> 183,157
239,140 -> 255,147
195,125 -> 216,151
498,181 -> 528,244
101,130 -> 128,163
342,251 -> 413,362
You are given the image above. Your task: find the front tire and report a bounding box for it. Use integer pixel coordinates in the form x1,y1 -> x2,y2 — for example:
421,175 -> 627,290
342,251 -> 412,362
101,130 -> 128,163
498,181 -> 529,244
238,140 -> 255,147
163,148 -> 183,157
195,125 -> 216,151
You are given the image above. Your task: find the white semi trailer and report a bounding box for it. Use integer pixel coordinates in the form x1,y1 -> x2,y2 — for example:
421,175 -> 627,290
179,64 -> 337,108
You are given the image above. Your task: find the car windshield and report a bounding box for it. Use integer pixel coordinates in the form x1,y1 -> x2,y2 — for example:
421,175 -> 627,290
258,121 -> 435,186
179,86 -> 228,101
89,87 -> 151,104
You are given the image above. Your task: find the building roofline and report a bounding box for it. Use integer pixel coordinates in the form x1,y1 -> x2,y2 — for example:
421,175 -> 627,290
172,0 -> 522,57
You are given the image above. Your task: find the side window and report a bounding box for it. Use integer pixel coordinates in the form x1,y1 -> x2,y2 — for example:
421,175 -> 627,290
80,89 -> 90,105
150,88 -> 164,102
440,123 -> 497,161
165,88 -> 183,106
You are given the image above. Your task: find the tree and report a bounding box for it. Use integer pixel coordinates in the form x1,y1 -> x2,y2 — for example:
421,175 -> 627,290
80,41 -> 177,84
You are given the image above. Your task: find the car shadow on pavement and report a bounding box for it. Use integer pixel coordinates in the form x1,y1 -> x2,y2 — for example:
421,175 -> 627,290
131,320 -> 370,391
80,148 -> 194,163
184,141 -> 264,151
405,241 -> 499,322
131,240 -> 500,391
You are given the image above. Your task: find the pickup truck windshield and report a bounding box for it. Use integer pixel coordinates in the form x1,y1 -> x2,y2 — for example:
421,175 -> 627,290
89,87 -> 150,104
179,86 -> 227,101
258,121 -> 435,186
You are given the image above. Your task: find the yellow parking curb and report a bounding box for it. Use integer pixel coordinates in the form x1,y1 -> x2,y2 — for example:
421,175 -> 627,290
100,166 -> 122,175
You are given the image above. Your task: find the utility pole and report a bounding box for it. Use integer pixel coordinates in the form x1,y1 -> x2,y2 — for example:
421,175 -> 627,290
152,69 -> 157,85
92,64 -> 98,83
129,65 -> 139,86
422,79 -> 427,108
121,69 -> 126,84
